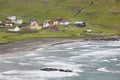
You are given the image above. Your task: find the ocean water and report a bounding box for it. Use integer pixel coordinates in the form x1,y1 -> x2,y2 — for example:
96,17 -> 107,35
0,41 -> 120,80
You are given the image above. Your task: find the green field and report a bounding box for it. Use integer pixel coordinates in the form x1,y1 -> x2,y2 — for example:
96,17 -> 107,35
0,0 -> 120,44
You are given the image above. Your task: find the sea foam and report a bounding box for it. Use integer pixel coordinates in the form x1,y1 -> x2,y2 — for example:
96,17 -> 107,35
1,70 -> 79,78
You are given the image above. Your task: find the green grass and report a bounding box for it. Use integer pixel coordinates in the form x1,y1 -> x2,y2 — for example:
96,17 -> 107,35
0,0 -> 120,44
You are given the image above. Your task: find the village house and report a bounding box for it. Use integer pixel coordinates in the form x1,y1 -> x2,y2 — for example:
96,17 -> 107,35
5,21 -> 13,26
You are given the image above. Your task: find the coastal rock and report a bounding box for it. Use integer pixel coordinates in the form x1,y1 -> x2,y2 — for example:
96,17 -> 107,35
40,68 -> 73,72
84,36 -> 120,41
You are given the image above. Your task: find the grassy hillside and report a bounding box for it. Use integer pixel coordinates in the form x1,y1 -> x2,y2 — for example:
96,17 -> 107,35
0,0 -> 120,44
0,0 -> 120,23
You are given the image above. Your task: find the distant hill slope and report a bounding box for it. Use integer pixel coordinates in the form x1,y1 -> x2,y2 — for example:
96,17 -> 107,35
0,0 -> 120,44
0,0 -> 120,26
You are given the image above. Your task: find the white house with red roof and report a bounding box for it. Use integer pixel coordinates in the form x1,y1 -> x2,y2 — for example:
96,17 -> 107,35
5,21 -> 13,26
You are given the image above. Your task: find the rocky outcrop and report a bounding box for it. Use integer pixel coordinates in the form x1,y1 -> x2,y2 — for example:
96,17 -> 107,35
40,68 -> 73,72
83,36 -> 120,41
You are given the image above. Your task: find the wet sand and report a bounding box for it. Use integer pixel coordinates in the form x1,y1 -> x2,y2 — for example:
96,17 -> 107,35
0,38 -> 82,58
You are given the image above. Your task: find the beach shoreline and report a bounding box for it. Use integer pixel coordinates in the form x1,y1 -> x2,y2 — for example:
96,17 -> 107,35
0,38 -> 82,58
0,36 -> 119,58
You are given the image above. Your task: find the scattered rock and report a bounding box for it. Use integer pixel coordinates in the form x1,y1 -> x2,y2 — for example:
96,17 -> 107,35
40,68 -> 73,72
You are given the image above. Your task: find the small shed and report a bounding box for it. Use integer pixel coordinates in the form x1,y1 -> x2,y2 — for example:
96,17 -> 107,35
74,21 -> 86,27
59,21 -> 70,25
59,21 -> 70,27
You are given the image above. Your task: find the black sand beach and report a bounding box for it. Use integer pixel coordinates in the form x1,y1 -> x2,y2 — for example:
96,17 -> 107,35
0,36 -> 119,57
0,38 -> 81,55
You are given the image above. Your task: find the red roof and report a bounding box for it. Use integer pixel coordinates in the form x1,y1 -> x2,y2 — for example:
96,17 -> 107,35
56,17 -> 63,22
5,21 -> 12,24
48,20 -> 53,24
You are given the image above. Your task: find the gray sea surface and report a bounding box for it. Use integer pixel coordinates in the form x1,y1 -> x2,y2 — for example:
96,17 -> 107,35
0,41 -> 120,80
